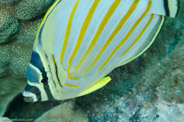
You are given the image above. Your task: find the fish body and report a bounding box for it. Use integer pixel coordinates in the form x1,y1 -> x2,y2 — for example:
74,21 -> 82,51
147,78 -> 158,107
23,0 -> 179,102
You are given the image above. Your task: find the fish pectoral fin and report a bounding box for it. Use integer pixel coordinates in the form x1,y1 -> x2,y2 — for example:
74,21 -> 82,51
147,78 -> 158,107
77,76 -> 111,97
151,0 -> 179,18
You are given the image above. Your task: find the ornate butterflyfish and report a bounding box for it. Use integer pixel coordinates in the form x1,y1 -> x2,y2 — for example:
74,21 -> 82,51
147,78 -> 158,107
23,0 -> 179,102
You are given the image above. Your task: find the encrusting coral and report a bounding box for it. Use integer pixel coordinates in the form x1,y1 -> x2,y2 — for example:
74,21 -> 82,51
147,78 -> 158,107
0,34 -> 31,116
0,7 -> 19,44
9,41 -> 33,79
0,0 -> 18,6
13,0 -> 54,20
17,19 -> 42,44
0,45 -> 10,78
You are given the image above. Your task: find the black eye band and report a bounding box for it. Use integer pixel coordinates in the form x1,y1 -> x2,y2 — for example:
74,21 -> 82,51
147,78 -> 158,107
41,71 -> 48,83
41,71 -> 56,101
30,51 -> 45,72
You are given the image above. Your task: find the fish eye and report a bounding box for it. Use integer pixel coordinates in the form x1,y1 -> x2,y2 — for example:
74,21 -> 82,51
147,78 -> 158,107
41,77 -> 48,83
41,72 -> 48,83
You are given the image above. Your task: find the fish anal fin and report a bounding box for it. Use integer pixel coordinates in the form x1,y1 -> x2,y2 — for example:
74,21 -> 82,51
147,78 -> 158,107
77,76 -> 111,97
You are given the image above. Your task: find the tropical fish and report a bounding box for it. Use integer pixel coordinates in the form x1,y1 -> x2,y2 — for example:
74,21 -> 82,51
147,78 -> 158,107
23,0 -> 179,102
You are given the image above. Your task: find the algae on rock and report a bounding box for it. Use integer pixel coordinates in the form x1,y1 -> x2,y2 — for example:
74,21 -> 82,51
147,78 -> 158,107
35,100 -> 89,122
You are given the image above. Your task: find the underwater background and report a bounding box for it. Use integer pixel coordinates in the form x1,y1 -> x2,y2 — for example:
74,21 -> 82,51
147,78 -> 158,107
0,0 -> 184,122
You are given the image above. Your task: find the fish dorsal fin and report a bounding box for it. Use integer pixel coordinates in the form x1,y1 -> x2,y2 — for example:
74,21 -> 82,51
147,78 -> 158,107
77,76 -> 111,97
151,0 -> 179,18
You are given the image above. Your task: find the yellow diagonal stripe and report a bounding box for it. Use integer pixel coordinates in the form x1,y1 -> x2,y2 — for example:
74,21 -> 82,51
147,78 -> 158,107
74,0 -> 121,71
64,83 -> 79,88
98,1 -> 152,71
121,14 -> 154,56
84,0 -> 140,73
67,0 -> 100,79
60,0 -> 79,63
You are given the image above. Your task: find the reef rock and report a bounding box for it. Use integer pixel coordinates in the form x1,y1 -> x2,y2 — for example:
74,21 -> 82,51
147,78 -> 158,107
35,100 -> 89,122
0,117 -> 12,122
155,100 -> 184,122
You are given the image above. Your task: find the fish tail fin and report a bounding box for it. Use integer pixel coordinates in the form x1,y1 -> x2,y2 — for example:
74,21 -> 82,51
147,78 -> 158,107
151,0 -> 180,18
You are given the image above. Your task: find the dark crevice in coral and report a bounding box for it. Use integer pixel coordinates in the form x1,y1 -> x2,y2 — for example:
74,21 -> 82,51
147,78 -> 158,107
4,94 -> 61,121
4,94 -> 24,118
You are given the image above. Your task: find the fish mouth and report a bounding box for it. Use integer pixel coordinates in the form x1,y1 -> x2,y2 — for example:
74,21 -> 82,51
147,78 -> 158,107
24,96 -> 34,102
22,91 -> 38,102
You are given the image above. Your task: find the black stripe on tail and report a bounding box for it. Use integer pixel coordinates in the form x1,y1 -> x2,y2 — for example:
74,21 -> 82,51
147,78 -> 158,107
176,0 -> 180,17
164,0 -> 170,16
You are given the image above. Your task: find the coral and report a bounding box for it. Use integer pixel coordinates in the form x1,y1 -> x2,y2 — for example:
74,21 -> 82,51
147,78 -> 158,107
0,0 -> 18,6
7,19 -> 42,79
0,22 -> 39,116
13,0 -> 54,20
17,19 -> 42,44
35,100 -> 89,122
0,45 -> 10,78
0,20 -> 41,79
9,41 -> 33,79
0,7 -> 19,44
0,0 -> 47,117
